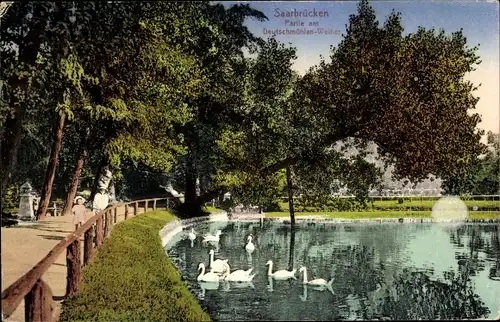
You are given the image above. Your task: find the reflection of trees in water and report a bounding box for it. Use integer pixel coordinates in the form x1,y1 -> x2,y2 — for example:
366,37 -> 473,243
377,269 -> 490,320
289,226 -> 295,270
355,224 -> 422,263
334,245 -> 384,295
449,225 -> 500,279
170,221 -> 499,320
489,225 -> 500,280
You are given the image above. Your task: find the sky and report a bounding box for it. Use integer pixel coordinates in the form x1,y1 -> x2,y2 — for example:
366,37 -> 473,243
220,0 -> 500,140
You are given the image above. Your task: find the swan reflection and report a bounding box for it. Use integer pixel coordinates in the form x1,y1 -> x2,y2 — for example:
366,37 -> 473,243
299,285 -> 307,302
311,284 -> 335,295
202,240 -> 220,252
267,276 -> 274,292
199,281 -> 220,299
221,280 -> 255,291
298,284 -> 334,302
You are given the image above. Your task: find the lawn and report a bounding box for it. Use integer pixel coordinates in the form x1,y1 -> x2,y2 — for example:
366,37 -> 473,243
203,205 -> 219,213
266,210 -> 500,220
60,210 -> 211,322
278,198 -> 499,212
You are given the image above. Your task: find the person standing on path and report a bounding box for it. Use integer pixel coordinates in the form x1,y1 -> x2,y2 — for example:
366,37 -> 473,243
93,188 -> 109,215
72,196 -> 87,230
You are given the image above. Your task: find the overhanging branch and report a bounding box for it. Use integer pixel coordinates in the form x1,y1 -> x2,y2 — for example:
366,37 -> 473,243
197,124 -> 361,205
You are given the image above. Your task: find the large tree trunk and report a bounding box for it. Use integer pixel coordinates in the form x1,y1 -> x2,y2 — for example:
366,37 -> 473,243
61,135 -> 89,216
36,112 -> 66,220
286,165 -> 296,228
182,153 -> 202,217
196,126 -> 361,206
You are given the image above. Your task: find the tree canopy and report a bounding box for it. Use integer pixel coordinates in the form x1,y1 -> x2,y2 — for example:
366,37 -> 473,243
1,0 -> 494,219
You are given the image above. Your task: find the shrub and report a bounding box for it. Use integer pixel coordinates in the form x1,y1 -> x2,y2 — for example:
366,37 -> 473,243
60,210 -> 211,322
397,198 -> 404,204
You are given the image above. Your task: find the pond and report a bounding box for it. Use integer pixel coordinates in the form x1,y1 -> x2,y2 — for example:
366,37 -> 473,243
166,220 -> 500,321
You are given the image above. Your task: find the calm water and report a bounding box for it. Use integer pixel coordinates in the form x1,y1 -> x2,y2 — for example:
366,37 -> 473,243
166,220 -> 500,321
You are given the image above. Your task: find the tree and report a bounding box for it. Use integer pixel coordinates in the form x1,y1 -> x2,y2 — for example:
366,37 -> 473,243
473,132 -> 500,195
55,2 -> 208,215
159,3 -> 269,217
1,3 -> 57,192
442,131 -> 499,195
197,0 -> 486,207
183,36 -> 298,215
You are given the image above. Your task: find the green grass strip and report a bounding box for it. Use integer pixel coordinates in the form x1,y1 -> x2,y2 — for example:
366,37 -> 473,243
266,210 -> 500,219
278,199 -> 499,212
60,210 -> 211,322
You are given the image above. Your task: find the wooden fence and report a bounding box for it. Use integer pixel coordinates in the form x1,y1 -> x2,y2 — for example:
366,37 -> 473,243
1,197 -> 169,322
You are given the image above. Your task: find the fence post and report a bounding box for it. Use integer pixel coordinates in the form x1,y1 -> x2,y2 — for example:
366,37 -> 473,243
83,228 -> 93,266
134,202 -> 138,216
104,211 -> 110,237
66,239 -> 81,297
144,201 -> 148,213
24,279 -> 54,322
125,204 -> 129,220
153,199 -> 157,210
53,202 -> 57,217
113,207 -> 117,223
96,216 -> 104,247
166,198 -> 169,209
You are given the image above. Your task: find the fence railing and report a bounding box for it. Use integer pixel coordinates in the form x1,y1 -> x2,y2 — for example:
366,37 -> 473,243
1,197 -> 169,322
279,195 -> 500,202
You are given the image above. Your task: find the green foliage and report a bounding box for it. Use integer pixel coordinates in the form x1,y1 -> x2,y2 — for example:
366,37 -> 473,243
2,0 -> 492,217
195,0 -> 486,209
280,198 -> 499,212
294,196 -> 366,212
293,150 -> 382,206
230,169 -> 287,208
1,184 -> 19,216
60,210 -> 211,322
265,210 -> 499,220
442,131 -> 500,195
115,161 -> 168,199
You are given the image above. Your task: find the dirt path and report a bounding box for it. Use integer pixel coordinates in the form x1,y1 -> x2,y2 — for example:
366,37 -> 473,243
1,204 -> 145,322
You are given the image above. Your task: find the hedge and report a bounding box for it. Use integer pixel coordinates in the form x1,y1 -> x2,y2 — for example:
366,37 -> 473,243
60,210 -> 211,322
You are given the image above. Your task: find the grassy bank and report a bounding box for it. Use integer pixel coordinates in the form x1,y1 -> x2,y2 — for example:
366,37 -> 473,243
266,210 -> 500,220
279,199 -> 499,212
60,210 -> 211,322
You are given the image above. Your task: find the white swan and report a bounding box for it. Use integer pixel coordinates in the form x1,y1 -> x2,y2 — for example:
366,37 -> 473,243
266,260 -> 297,280
197,263 -> 220,282
299,266 -> 334,293
245,235 -> 255,253
208,249 -> 228,274
299,266 -> 333,286
221,263 -> 256,282
188,228 -> 196,241
203,230 -> 222,243
222,262 -> 253,277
